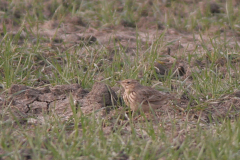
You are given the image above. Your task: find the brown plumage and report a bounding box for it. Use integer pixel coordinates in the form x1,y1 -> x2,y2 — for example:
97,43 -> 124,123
119,79 -> 170,112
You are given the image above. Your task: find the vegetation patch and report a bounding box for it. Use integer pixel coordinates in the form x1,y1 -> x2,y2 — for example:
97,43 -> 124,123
1,0 -> 240,159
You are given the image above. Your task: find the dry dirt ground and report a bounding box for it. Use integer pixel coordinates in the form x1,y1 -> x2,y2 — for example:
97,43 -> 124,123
1,0 -> 240,137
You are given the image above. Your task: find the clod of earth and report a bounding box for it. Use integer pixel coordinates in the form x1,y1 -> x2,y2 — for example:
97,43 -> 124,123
78,82 -> 118,115
1,82 -> 118,123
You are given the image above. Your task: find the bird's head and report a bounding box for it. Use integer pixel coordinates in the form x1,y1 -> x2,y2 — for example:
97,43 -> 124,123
118,79 -> 140,92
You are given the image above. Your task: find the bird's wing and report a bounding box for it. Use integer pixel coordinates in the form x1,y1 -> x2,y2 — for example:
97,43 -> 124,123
136,86 -> 168,104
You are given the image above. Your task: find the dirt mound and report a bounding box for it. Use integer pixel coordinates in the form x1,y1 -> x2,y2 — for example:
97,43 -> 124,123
1,82 -> 118,123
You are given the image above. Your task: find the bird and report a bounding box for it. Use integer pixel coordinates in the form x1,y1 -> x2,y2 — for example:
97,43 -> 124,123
119,79 -> 170,113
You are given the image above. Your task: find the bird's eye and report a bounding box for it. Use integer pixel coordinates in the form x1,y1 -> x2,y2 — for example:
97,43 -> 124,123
127,82 -> 130,84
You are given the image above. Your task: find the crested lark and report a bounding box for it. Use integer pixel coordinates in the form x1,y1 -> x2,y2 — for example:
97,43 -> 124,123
119,79 -> 170,112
